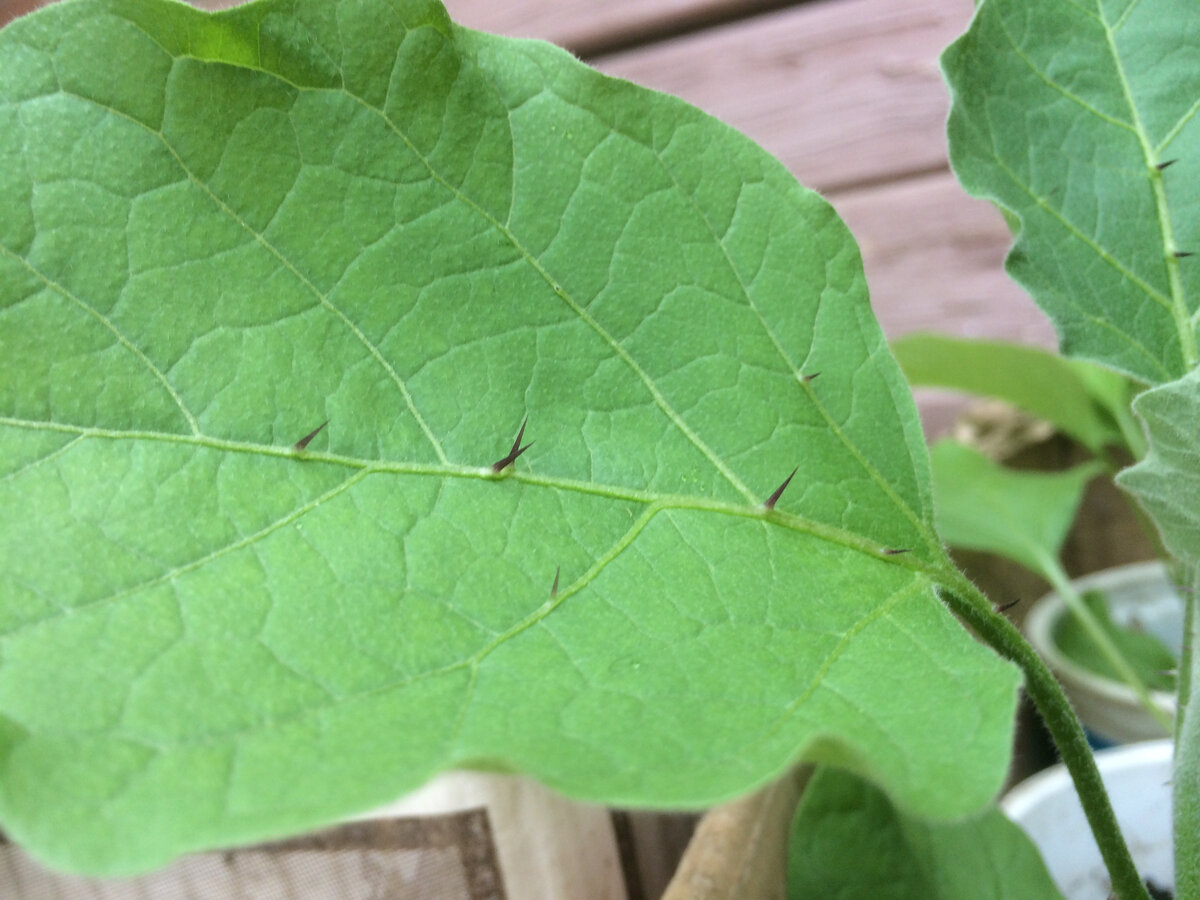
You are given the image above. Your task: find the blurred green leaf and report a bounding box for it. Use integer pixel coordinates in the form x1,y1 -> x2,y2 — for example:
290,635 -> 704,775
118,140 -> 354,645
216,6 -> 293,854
1054,590 -> 1176,692
931,441 -> 1101,580
788,766 -> 1063,900
893,334 -> 1132,454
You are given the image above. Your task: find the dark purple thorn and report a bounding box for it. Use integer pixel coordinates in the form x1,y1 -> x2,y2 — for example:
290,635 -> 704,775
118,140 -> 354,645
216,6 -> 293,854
882,548 -> 910,556
492,416 -> 533,472
551,566 -> 560,597
294,420 -> 328,452
996,598 -> 1021,613
1157,160 -> 1178,171
1175,251 -> 1195,258
802,372 -> 821,383
764,467 -> 798,510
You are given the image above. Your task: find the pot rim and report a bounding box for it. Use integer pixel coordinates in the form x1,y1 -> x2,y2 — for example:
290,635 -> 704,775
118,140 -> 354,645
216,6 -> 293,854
1001,737 -> 1173,820
1025,560 -> 1177,708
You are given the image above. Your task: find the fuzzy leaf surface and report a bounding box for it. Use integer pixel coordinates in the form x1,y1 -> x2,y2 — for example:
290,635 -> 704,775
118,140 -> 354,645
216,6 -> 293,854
0,0 -> 1018,874
1119,368 -> 1200,571
943,0 -> 1200,385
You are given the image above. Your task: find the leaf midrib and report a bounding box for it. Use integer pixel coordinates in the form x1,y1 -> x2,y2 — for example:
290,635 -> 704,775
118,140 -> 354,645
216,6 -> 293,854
0,414 -> 944,584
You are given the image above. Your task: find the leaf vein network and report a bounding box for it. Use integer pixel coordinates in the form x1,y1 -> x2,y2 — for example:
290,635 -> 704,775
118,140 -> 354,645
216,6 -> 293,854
0,243 -> 201,435
645,149 -> 937,554
335,85 -> 758,503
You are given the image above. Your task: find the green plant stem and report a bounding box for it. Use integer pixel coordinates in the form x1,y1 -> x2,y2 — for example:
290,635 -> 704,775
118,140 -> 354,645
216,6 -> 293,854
1174,563 -> 1200,900
1040,559 -> 1173,734
939,575 -> 1152,900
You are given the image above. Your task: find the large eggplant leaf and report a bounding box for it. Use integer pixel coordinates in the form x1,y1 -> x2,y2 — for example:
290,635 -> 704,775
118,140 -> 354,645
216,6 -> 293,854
788,766 -> 1064,900
943,0 -> 1200,386
0,0 -> 1019,875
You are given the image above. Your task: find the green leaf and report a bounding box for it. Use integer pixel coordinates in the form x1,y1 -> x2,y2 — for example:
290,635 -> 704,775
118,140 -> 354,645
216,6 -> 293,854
1119,368 -> 1200,571
892,333 -> 1131,454
1054,590 -> 1176,692
787,766 -> 1064,900
930,440 -> 1101,579
0,0 -> 1019,874
942,0 -> 1200,384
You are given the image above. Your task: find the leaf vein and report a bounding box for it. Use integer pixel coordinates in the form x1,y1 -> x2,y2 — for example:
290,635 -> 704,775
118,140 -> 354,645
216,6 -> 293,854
0,416 -> 951,579
2,466 -> 371,638
649,157 -> 938,553
337,88 -> 757,503
0,243 -> 201,435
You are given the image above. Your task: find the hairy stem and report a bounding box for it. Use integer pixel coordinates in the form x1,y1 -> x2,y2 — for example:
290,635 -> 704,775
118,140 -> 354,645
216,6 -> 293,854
939,575 -> 1151,900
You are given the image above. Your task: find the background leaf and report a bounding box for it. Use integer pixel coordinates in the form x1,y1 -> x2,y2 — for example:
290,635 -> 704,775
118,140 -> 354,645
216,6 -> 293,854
0,0 -> 1019,874
1054,590 -> 1176,691
942,0 -> 1200,385
930,440 -> 1101,579
892,333 -> 1134,455
787,766 -> 1064,900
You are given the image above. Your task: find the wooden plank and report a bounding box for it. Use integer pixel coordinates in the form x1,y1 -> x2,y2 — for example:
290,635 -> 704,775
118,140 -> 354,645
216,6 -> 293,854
830,171 -> 1058,436
0,0 -> 44,25
442,0 -> 797,56
2,774 -> 636,900
833,171 -> 1055,346
595,0 -> 972,194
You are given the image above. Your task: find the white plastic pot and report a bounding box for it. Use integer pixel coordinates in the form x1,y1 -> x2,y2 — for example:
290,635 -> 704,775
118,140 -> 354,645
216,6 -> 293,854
1025,561 -> 1181,744
1002,739 -> 1173,900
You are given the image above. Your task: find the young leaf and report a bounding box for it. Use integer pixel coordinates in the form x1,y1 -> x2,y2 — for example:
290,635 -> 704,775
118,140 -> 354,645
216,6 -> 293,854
943,0 -> 1200,384
930,440 -> 1101,579
0,0 -> 1019,874
892,333 -> 1132,455
788,766 -> 1064,900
